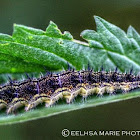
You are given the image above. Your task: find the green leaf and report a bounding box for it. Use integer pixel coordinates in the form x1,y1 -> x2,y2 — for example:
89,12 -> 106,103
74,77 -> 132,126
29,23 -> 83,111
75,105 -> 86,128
1,16 -> 140,73
0,21 -> 99,73
0,53 -> 45,73
11,22 -> 93,70
81,16 -> 140,73
0,34 -> 46,73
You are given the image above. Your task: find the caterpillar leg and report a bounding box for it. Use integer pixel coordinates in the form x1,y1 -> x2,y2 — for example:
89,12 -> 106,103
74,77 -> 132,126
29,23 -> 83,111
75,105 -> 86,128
52,87 -> 69,102
84,84 -> 98,97
26,88 -> 72,111
106,84 -> 116,95
47,87 -> 72,104
45,98 -> 54,108
25,94 -> 50,111
129,82 -> 139,90
120,82 -> 131,93
45,90 -> 65,108
0,100 -> 7,110
76,83 -> 87,98
7,98 -> 28,114
96,86 -> 106,96
62,91 -> 74,104
63,84 -> 88,103
45,88 -> 73,107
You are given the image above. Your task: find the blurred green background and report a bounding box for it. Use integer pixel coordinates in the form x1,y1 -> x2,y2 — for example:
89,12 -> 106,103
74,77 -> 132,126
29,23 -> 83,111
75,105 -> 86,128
1,0 -> 140,40
1,0 -> 140,140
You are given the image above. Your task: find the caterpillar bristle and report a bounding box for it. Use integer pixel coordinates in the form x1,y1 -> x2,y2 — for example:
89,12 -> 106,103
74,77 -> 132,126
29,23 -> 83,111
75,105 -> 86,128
8,76 -> 13,85
39,72 -> 44,78
115,67 -> 118,73
0,69 -> 140,114
87,62 -> 90,71
67,62 -> 71,71
101,65 -> 104,72
130,67 -> 133,75
25,73 -> 32,81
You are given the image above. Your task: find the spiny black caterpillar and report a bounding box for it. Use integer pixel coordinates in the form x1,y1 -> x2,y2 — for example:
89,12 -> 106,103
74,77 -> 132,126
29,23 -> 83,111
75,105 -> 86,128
0,66 -> 139,114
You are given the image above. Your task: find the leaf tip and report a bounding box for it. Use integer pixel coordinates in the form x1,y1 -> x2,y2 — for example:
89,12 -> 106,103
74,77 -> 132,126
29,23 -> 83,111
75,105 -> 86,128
13,23 -> 19,29
49,21 -> 57,28
80,30 -> 89,38
127,25 -> 138,37
13,23 -> 22,28
13,23 -> 17,27
94,15 -> 103,22
128,25 -> 133,31
93,15 -> 99,19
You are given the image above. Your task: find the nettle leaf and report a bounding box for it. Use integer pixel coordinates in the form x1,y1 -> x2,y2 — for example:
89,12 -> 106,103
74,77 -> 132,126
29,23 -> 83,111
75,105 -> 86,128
12,22 -> 97,70
0,34 -> 46,73
0,21 -> 99,74
81,16 -> 140,73
1,16 -> 140,125
0,16 -> 140,74
1,16 -> 140,74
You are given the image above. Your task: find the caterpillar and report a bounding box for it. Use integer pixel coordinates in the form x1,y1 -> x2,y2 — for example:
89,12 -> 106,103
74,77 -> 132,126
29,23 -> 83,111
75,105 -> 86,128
0,66 -> 139,114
